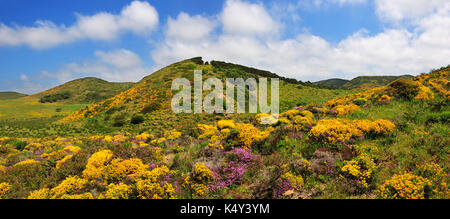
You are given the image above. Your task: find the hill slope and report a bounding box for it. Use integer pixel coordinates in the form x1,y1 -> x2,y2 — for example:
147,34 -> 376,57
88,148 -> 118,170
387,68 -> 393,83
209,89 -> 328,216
314,78 -> 350,89
0,91 -> 27,100
29,77 -> 134,104
315,75 -> 413,90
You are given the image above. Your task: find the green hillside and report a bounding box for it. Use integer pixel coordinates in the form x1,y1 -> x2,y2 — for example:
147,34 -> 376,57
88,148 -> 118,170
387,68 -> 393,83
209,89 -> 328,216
315,75 -> 414,90
29,77 -> 134,104
342,75 -> 414,90
314,78 -> 349,89
0,92 -> 27,100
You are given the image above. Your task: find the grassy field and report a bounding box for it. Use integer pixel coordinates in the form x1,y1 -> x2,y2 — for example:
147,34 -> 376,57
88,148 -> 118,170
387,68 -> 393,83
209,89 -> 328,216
0,98 -> 87,119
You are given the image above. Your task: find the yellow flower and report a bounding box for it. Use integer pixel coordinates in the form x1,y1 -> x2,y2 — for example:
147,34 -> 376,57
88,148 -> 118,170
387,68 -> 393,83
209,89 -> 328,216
192,163 -> 214,183
379,172 -> 431,199
51,176 -> 87,198
82,150 -> 113,180
99,183 -> 131,199
0,182 -> 11,199
217,120 -> 236,129
14,159 -> 39,167
56,155 -> 73,169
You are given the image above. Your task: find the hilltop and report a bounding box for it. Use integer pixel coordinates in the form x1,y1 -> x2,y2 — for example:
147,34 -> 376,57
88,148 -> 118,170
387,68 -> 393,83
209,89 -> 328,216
0,92 -> 27,100
315,75 -> 414,90
29,77 -> 134,104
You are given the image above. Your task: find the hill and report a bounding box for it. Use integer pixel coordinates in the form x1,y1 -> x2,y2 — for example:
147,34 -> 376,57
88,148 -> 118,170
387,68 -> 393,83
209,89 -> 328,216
314,78 -> 349,89
29,77 -> 134,104
342,75 -> 414,90
0,91 -> 27,100
61,57 -> 354,132
315,75 -> 414,90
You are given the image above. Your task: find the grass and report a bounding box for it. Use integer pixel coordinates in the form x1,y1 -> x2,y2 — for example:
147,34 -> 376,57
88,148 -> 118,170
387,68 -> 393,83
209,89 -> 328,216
0,98 -> 87,119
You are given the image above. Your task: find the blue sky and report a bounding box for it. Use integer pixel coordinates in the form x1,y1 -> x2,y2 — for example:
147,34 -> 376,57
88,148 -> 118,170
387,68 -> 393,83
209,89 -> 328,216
0,0 -> 449,94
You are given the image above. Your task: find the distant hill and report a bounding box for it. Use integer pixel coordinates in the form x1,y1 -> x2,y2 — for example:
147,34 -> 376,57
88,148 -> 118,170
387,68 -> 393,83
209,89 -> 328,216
0,91 -> 27,100
315,75 -> 414,90
314,78 -> 349,89
29,77 -> 134,104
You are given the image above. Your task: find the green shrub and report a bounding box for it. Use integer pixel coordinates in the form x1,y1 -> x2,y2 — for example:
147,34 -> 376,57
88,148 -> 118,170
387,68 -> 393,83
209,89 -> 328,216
141,102 -> 162,114
113,113 -> 127,127
131,115 -> 145,124
353,98 -> 368,106
10,140 -> 28,151
39,92 -> 72,103
427,111 -> 450,123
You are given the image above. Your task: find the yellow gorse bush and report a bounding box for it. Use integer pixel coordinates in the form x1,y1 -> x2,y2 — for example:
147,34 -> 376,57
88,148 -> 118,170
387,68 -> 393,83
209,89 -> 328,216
56,155 -> 73,169
0,182 -> 11,199
14,159 -> 39,167
99,183 -> 131,199
379,172 -> 432,199
413,83 -> 434,101
292,115 -> 313,132
82,150 -> 114,180
102,158 -> 147,183
135,166 -> 176,199
198,120 -> 273,149
310,118 -> 395,143
217,120 -> 236,129
341,152 -> 377,188
281,171 -> 304,190
310,119 -> 363,143
192,163 -> 214,183
50,176 -> 88,199
334,104 -> 360,115
59,193 -> 94,199
416,163 -> 449,197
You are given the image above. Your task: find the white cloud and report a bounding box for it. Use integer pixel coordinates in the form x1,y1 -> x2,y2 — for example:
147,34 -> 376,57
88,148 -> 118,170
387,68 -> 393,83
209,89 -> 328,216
119,0 -> 159,34
49,49 -> 149,83
20,74 -> 29,81
0,1 -> 158,49
152,0 -> 450,81
95,49 -> 143,69
166,12 -> 216,42
375,0 -> 447,22
220,0 -> 279,36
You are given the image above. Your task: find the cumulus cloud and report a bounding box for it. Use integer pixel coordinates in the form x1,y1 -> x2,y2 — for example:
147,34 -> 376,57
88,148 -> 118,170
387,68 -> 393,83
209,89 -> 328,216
166,12 -> 216,42
375,0 -> 447,22
0,1 -> 158,49
220,0 -> 279,36
50,49 -> 150,82
152,0 -> 450,81
95,49 -> 143,69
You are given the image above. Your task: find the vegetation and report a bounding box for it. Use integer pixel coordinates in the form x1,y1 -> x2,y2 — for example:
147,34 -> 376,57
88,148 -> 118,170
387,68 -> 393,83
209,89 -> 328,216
40,92 -> 72,103
0,92 -> 27,100
0,58 -> 448,199
315,75 -> 414,90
